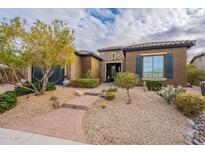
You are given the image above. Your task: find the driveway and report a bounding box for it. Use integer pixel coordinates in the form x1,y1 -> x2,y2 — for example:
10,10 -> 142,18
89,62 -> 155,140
0,128 -> 84,145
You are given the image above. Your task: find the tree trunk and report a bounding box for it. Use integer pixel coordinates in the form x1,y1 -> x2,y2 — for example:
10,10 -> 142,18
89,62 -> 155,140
127,88 -> 131,104
41,75 -> 48,94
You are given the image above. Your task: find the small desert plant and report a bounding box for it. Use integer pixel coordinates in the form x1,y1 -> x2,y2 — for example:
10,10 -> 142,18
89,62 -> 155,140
175,93 -> 205,117
157,85 -> 186,103
50,96 -> 61,109
146,81 -> 162,91
101,102 -> 106,109
115,72 -> 139,104
107,87 -> 117,92
105,92 -> 116,100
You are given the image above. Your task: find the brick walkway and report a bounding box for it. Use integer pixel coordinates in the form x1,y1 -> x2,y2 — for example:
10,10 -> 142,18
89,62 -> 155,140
6,83 -> 113,143
10,108 -> 87,143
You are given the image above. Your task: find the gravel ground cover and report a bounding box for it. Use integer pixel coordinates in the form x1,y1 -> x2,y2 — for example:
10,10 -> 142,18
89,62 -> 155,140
0,87 -> 75,128
83,87 -> 187,145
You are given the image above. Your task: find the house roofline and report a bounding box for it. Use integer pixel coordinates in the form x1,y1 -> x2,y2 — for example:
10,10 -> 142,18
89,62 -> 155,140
75,50 -> 103,61
190,53 -> 205,63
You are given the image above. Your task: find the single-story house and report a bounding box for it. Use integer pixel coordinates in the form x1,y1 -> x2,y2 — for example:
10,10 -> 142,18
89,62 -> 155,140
21,40 -> 196,87
98,40 -> 196,87
190,52 -> 205,69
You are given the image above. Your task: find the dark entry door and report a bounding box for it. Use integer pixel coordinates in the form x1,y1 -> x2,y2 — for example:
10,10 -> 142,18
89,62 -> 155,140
106,63 -> 121,82
32,66 -> 64,85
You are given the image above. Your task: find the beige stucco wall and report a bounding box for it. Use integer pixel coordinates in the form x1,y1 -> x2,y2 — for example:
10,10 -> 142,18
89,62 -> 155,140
81,56 -> 91,76
99,50 -> 125,81
126,47 -> 187,87
192,55 -> 205,69
91,57 -> 101,79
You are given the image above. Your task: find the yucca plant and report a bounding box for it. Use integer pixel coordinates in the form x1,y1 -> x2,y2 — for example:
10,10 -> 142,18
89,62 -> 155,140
157,85 -> 186,103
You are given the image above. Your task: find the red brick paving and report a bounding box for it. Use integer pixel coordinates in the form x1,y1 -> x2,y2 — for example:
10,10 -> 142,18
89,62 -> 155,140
10,108 -> 87,143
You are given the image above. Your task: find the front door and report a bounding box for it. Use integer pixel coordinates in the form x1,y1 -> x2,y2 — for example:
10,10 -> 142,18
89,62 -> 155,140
106,63 -> 121,82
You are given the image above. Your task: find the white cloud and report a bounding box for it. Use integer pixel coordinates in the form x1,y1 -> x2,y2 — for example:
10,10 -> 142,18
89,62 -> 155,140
0,8 -> 205,61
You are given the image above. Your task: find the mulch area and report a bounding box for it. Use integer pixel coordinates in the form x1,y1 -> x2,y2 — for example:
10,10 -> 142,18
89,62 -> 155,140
82,87 -> 187,145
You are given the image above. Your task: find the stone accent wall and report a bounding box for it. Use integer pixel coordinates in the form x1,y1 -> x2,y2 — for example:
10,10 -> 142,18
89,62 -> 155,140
99,50 -> 125,81
125,47 -> 187,87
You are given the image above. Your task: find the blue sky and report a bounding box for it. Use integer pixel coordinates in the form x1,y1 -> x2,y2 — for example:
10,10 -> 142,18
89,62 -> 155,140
0,8 -> 205,60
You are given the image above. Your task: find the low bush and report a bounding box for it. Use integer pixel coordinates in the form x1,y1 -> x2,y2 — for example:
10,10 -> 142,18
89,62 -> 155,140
157,85 -> 186,103
107,87 -> 117,92
175,93 -> 205,117
105,92 -> 116,100
70,78 -> 100,88
0,91 -> 17,113
146,81 -> 162,91
187,64 -> 205,86
14,82 -> 56,96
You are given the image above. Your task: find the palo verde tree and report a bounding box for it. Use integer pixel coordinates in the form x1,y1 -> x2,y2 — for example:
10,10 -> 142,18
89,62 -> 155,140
0,17 -> 38,93
23,19 -> 75,94
115,72 -> 139,104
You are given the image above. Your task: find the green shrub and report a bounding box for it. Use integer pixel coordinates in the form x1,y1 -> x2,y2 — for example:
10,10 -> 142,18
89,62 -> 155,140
0,91 -> 17,113
107,87 -> 117,92
146,81 -> 162,91
157,85 -> 186,103
115,72 -> 139,104
187,64 -> 205,86
14,82 -> 56,96
105,92 -> 116,100
70,78 -> 100,88
175,93 -> 205,117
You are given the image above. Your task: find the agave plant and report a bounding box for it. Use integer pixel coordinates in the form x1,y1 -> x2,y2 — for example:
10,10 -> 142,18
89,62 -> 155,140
157,85 -> 186,103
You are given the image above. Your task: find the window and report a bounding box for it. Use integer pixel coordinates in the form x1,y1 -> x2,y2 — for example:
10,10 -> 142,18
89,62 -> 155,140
143,55 -> 164,78
112,52 -> 116,60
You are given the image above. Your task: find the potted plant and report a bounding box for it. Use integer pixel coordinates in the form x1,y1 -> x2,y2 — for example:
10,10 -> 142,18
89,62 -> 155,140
63,75 -> 70,86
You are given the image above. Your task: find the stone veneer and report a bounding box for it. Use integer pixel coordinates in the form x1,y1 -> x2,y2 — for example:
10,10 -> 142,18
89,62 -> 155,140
99,50 -> 125,81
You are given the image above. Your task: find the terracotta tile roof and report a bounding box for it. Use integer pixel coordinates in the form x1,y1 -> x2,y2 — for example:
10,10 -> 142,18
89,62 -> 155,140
75,50 -> 103,61
190,52 -> 205,63
123,40 -> 196,51
97,40 -> 196,52
97,45 -> 123,52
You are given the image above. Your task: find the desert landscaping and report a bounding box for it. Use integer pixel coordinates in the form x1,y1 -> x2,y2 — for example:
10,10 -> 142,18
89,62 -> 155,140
83,87 -> 187,144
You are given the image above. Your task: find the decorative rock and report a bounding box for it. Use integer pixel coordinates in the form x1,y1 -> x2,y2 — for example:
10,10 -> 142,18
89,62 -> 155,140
183,131 -> 193,142
187,119 -> 195,128
193,139 -> 202,145
75,90 -> 84,96
193,125 -> 199,130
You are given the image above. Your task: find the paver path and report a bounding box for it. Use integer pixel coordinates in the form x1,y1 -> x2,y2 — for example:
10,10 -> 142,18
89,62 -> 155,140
8,94 -> 101,143
9,108 -> 87,143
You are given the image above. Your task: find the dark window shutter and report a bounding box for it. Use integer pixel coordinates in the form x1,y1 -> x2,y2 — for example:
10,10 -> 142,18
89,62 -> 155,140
136,56 -> 143,78
165,54 -> 173,79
